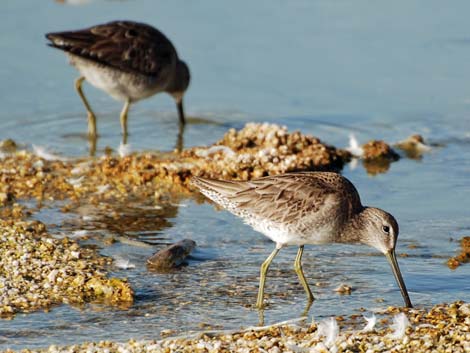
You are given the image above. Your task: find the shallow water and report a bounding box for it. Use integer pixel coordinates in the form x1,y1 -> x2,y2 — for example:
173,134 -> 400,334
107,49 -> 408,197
2,0 -> 470,350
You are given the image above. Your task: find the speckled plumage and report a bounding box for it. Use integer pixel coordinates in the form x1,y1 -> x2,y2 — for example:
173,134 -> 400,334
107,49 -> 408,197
46,20 -> 190,139
192,172 -> 363,245
192,171 -> 412,308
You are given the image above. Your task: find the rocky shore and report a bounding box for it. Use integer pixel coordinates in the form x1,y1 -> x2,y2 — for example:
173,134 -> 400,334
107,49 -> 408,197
3,302 -> 469,352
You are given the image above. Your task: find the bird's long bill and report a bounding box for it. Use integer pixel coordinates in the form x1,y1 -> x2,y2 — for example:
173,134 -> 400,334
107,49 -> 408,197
176,99 -> 186,125
385,250 -> 413,308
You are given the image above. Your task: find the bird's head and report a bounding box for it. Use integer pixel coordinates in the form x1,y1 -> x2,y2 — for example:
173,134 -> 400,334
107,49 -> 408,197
359,207 -> 399,254
358,207 -> 412,308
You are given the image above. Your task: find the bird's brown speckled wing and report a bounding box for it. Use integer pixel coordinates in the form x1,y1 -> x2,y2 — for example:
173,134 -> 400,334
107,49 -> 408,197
46,21 -> 177,77
192,172 -> 363,224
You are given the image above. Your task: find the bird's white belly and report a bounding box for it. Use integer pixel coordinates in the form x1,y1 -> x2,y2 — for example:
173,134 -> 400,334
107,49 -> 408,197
247,218 -> 335,246
70,56 -> 164,102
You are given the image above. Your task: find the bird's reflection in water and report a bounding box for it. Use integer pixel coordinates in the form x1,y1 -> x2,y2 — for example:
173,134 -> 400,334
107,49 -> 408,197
85,114 -> 226,156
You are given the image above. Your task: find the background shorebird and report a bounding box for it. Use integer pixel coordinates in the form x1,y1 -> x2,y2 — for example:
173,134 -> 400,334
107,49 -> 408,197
192,172 -> 412,309
46,20 -> 190,144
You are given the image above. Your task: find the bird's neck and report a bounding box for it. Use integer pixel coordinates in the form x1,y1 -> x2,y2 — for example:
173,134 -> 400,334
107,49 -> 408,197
165,60 -> 190,98
337,206 -> 368,244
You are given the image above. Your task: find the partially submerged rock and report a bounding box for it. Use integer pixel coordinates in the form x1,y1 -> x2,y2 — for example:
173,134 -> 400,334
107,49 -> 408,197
447,236 -> 470,269
362,140 -> 400,175
184,123 -> 350,180
147,239 -> 196,272
362,140 -> 400,161
334,283 -> 352,295
345,135 -> 402,175
395,134 -> 432,159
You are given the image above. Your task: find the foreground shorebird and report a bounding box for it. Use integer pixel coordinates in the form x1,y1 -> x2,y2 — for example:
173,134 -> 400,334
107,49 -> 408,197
192,172 -> 412,309
46,21 -> 190,140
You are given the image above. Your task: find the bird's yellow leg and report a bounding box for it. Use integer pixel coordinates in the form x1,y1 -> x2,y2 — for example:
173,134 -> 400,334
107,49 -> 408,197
257,247 -> 280,308
74,76 -> 97,138
294,245 -> 314,302
120,99 -> 131,143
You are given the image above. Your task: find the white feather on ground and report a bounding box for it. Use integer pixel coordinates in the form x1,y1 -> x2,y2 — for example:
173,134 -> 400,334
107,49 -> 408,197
52,230 -> 89,239
96,184 -> 110,194
312,317 -> 339,352
280,329 -> 310,353
66,176 -> 84,187
195,145 -> 236,158
32,145 -> 67,161
362,314 -> 377,332
388,313 -> 410,340
71,161 -> 92,175
118,143 -> 132,157
68,230 -> 89,238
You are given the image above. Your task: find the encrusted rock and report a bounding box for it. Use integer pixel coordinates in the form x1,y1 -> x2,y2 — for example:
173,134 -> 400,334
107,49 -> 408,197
395,134 -> 431,159
447,236 -> 470,269
362,140 -> 400,161
362,140 -> 400,175
185,123 -> 350,180
0,220 -> 133,317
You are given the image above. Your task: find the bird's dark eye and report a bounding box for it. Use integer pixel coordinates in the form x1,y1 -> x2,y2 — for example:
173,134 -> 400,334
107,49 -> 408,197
382,225 -> 390,234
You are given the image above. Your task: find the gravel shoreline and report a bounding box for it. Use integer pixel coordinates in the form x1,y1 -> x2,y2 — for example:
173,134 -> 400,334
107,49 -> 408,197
0,220 -> 133,317
3,302 -> 469,352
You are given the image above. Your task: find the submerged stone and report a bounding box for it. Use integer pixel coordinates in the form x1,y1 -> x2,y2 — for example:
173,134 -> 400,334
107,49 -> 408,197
147,239 -> 196,271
